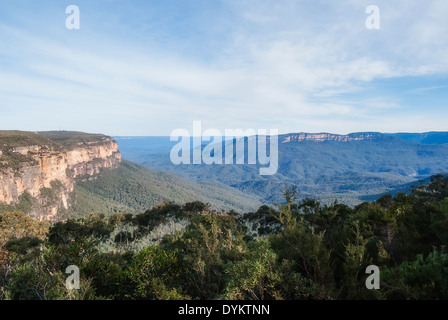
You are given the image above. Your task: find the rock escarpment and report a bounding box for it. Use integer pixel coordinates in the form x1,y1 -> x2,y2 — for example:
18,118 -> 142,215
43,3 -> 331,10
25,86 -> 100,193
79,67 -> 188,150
0,131 -> 121,221
281,132 -> 392,143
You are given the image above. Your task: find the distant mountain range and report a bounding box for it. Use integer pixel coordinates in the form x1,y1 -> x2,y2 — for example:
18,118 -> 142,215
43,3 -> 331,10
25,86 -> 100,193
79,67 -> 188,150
115,131 -> 448,206
388,132 -> 448,145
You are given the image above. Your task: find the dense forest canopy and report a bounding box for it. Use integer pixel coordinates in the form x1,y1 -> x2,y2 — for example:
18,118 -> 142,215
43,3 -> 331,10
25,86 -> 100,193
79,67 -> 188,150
1,174 -> 448,300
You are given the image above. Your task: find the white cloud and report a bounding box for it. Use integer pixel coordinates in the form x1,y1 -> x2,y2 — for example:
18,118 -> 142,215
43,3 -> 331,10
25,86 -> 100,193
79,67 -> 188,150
0,0 -> 447,135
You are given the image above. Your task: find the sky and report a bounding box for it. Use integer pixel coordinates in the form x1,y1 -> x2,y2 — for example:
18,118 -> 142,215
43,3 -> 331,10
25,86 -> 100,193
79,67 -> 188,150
0,0 -> 447,136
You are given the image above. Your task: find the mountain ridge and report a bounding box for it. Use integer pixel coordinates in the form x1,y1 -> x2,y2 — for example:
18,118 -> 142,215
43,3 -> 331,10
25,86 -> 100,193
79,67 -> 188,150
279,131 -> 396,143
116,131 -> 448,206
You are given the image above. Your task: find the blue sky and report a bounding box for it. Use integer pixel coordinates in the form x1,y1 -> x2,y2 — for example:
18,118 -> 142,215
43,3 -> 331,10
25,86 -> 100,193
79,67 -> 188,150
0,0 -> 447,136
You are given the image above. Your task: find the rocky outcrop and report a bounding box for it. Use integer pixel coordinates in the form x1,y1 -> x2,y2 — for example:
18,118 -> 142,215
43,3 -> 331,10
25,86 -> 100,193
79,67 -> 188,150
66,139 -> 121,180
0,133 -> 121,221
281,132 -> 391,143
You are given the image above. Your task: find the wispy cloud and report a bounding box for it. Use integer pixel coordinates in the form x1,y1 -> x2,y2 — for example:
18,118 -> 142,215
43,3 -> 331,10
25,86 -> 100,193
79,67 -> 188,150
408,85 -> 448,94
0,0 -> 447,135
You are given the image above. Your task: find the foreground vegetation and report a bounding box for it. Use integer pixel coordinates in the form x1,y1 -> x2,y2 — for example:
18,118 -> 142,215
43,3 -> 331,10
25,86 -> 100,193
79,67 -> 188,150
1,174 -> 448,300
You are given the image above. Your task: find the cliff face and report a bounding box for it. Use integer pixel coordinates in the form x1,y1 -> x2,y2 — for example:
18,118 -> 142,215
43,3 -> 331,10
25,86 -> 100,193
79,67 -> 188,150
281,132 -> 392,143
66,138 -> 121,179
0,132 -> 121,221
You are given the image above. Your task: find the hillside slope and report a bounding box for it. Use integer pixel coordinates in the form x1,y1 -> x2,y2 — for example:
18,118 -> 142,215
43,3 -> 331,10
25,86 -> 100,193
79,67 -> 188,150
66,160 -> 261,218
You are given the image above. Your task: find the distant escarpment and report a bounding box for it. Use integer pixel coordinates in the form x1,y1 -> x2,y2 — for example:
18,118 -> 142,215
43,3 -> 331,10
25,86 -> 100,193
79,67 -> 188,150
0,131 -> 121,221
280,132 -> 394,143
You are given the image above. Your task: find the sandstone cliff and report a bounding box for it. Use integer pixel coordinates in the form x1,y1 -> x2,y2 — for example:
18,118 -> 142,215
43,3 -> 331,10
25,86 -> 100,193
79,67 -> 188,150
281,132 -> 390,143
0,131 -> 121,221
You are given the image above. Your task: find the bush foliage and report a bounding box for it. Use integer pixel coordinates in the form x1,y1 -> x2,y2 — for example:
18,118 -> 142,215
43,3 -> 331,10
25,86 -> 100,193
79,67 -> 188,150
1,175 -> 448,300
